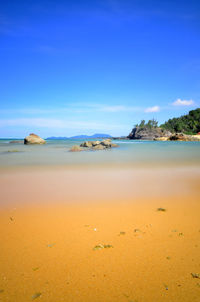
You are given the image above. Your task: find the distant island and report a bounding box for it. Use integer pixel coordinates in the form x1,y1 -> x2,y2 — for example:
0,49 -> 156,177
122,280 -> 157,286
46,133 -> 112,140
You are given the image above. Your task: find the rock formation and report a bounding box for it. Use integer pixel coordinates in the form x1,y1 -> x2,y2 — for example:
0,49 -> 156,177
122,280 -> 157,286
155,133 -> 200,141
128,127 -> 171,140
24,133 -> 46,145
169,133 -> 200,141
69,139 -> 118,152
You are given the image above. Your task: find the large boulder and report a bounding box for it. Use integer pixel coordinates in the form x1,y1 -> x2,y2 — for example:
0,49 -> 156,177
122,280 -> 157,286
24,133 -> 46,145
128,127 -> 171,140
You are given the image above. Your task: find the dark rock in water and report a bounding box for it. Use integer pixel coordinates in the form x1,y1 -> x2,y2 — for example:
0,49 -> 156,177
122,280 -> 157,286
128,127 -> 171,140
9,140 -> 24,144
24,133 -> 46,145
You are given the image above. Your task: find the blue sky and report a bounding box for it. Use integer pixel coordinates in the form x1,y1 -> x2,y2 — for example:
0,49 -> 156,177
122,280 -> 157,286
0,0 -> 200,137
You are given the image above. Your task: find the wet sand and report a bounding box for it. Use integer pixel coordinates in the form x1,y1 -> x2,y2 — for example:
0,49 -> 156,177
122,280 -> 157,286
0,166 -> 200,302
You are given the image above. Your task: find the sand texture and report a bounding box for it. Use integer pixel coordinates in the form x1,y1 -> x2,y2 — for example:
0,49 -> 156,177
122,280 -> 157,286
0,166 -> 200,302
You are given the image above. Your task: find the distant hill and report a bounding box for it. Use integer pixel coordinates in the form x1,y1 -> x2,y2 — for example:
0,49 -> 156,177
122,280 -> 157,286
46,134 -> 112,140
160,108 -> 200,134
70,133 -> 112,139
46,136 -> 68,140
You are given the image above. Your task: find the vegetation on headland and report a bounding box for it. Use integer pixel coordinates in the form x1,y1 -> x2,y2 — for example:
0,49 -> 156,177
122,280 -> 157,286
134,118 -> 158,129
134,108 -> 200,135
160,108 -> 200,134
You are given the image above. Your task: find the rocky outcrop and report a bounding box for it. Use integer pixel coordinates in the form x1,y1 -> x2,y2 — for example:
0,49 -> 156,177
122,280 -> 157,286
155,133 -> 200,141
169,133 -> 200,141
69,139 -> 118,152
24,133 -> 46,145
128,127 -> 171,140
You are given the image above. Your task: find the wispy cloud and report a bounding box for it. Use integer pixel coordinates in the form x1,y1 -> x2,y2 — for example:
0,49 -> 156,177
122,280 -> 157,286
0,104 -> 143,115
0,118 -> 126,130
172,98 -> 194,106
99,105 -> 142,112
144,106 -> 160,113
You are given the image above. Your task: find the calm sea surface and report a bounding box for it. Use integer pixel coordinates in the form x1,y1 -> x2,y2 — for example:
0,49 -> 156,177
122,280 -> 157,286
0,139 -> 200,167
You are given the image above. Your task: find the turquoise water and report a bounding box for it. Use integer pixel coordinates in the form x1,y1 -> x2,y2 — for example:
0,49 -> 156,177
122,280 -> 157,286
0,139 -> 200,167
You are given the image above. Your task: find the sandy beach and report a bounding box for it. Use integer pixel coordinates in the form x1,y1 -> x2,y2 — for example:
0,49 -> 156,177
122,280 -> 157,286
0,165 -> 200,302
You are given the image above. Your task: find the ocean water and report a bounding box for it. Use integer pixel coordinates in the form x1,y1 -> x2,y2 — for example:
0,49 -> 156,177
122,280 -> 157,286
0,139 -> 200,167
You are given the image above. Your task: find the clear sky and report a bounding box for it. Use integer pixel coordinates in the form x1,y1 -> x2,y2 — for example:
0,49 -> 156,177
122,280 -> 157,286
0,0 -> 200,138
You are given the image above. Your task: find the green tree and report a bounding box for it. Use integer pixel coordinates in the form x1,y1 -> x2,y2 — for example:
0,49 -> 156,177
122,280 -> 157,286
160,108 -> 200,134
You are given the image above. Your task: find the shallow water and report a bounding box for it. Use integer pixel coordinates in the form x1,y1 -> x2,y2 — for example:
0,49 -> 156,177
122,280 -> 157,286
0,139 -> 200,167
1,138 -> 200,302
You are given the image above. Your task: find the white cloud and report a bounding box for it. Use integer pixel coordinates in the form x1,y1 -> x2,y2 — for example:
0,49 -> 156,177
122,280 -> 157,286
172,98 -> 194,106
144,106 -> 160,113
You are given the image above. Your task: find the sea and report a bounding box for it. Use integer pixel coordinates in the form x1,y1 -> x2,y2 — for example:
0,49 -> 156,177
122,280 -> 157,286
0,138 -> 200,168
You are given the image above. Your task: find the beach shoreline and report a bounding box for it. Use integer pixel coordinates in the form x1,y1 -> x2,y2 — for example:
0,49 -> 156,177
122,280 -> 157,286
0,165 -> 200,301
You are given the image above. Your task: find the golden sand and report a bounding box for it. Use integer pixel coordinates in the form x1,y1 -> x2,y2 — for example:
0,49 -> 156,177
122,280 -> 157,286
0,166 -> 200,302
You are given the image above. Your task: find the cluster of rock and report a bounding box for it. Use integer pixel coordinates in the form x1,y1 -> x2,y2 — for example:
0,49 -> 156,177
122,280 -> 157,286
24,133 -> 46,145
69,139 -> 118,152
128,127 -> 171,140
155,133 -> 200,141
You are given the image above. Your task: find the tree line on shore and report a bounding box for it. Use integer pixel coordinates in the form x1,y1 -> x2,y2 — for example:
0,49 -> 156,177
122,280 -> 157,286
135,108 -> 200,134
